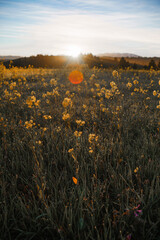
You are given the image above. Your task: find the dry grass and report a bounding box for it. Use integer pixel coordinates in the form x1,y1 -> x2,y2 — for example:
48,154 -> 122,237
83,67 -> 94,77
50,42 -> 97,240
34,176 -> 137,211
0,64 -> 160,240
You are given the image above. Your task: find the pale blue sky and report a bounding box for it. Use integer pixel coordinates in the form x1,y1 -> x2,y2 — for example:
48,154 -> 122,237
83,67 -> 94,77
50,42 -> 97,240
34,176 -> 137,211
0,0 -> 160,56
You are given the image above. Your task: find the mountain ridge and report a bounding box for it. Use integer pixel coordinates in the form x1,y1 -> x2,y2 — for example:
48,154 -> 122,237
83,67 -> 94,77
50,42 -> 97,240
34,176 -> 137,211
0,55 -> 22,61
97,53 -> 141,58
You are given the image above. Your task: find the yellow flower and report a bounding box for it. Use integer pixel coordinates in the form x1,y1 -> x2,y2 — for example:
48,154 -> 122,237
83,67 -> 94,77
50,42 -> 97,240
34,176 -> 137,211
134,88 -> 139,92
34,100 -> 40,107
74,131 -> 82,138
126,82 -> 132,89
68,148 -> 74,153
62,97 -> 72,108
36,140 -> 42,145
134,167 -> 139,173
91,88 -> 94,92
24,121 -> 33,129
88,133 -> 98,143
112,70 -> 118,78
65,90 -> 70,96
153,90 -> 157,96
43,115 -> 52,120
62,112 -> 70,121
110,81 -> 117,88
95,83 -> 100,88
50,78 -> 57,86
105,89 -> 112,99
133,80 -> 139,85
76,120 -> 85,126
89,147 -> 93,153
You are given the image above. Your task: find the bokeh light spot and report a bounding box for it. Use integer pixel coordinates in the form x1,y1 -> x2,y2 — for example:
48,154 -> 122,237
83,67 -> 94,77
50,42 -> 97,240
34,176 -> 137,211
69,70 -> 83,84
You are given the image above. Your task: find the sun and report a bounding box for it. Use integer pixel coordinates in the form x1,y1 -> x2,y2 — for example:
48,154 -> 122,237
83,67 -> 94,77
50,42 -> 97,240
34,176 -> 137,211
66,45 -> 82,57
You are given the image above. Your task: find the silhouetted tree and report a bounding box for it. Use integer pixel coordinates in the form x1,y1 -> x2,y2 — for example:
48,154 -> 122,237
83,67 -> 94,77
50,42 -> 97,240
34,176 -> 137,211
132,63 -> 138,69
158,61 -> 160,70
118,57 -> 130,69
148,59 -> 157,70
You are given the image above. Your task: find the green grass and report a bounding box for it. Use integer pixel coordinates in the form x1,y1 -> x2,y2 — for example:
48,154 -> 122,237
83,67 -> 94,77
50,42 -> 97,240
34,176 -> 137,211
0,65 -> 160,240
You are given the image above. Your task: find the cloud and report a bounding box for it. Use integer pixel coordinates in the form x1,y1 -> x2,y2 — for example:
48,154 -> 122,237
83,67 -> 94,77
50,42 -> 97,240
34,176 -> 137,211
0,0 -> 160,56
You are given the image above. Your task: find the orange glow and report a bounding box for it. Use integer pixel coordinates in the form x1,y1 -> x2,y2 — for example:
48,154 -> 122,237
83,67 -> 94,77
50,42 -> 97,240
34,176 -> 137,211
72,177 -> 78,184
69,70 -> 83,84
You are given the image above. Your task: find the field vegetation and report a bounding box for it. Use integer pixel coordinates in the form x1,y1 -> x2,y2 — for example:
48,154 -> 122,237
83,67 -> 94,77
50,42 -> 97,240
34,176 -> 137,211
0,63 -> 160,240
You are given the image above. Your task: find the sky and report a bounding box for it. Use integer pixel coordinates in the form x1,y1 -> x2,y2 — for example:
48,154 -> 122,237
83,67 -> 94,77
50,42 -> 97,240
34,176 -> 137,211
0,0 -> 160,57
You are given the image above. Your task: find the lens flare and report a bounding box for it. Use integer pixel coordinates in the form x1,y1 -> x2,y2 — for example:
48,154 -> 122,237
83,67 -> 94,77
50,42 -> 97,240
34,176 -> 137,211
69,70 -> 83,84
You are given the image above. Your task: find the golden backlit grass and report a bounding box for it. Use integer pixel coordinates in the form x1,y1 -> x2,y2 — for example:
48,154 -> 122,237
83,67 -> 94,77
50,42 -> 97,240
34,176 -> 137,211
0,64 -> 160,240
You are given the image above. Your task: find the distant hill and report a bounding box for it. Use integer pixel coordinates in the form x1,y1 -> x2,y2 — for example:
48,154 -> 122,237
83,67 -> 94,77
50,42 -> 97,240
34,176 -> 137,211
0,56 -> 22,61
98,53 -> 141,58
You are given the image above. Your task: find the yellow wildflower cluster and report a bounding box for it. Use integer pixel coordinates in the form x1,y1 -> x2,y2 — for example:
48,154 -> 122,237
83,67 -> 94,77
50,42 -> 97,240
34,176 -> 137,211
65,90 -> 70,96
134,88 -> 139,92
75,120 -> 85,126
110,81 -> 117,88
89,147 -> 93,153
9,81 -> 16,90
74,131 -> 82,138
55,126 -> 61,132
24,120 -> 35,129
110,81 -> 120,94
62,112 -> 70,121
43,115 -> 52,120
62,97 -> 72,108
133,80 -> 139,85
46,91 -> 52,96
89,74 -> 95,80
126,82 -> 132,89
4,89 -> 10,97
105,89 -> 113,99
31,91 -> 36,95
95,83 -> 100,88
139,87 -> 148,94
102,107 -> 109,113
112,70 -> 119,78
26,96 -> 40,108
52,89 -> 59,96
88,133 -> 98,143
50,78 -> 57,86
3,88 -> 21,103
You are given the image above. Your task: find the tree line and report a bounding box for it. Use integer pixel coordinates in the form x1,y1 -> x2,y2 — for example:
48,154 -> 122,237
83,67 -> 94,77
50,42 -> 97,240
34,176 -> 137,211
2,54 -> 160,70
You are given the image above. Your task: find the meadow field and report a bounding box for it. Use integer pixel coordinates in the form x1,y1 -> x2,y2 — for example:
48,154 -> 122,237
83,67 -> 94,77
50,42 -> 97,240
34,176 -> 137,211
0,64 -> 160,240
